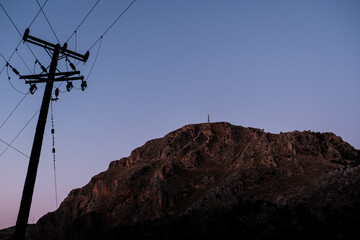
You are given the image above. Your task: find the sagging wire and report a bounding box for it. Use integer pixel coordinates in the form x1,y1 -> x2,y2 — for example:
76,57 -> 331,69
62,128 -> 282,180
6,63 -> 28,95
74,36 -> 102,82
6,60 -> 39,95
50,100 -> 58,208
85,36 -> 102,82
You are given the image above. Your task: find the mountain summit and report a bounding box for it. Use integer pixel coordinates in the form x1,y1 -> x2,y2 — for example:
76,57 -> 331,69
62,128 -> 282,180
28,122 -> 360,239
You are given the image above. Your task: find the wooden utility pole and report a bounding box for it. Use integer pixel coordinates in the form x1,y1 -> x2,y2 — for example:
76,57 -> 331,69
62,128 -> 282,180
13,29 -> 89,240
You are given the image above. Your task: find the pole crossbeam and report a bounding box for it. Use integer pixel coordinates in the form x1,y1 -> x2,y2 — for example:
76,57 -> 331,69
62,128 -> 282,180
21,71 -> 84,84
23,29 -> 89,62
25,76 -> 84,84
13,29 -> 89,240
20,71 -> 80,79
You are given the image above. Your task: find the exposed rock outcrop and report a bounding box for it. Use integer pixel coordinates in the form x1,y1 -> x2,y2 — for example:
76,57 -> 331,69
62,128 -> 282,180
28,122 -> 360,239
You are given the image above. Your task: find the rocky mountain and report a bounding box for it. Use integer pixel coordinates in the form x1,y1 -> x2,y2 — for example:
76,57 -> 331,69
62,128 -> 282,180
26,122 -> 360,240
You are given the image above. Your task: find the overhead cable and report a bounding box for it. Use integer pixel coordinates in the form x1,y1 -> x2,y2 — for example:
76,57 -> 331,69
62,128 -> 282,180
0,3 -> 22,36
0,2 -> 42,68
0,40 -> 21,78
29,0 -> 49,28
0,93 -> 29,130
0,138 -> 29,158
0,52 -> 7,63
0,109 -> 40,159
16,48 -> 33,73
65,0 -> 101,43
6,65 -> 28,95
88,0 -> 136,51
35,0 -> 60,43
85,37 -> 102,80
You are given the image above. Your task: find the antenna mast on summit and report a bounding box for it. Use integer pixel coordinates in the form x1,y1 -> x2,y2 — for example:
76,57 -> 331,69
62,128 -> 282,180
13,29 -> 89,240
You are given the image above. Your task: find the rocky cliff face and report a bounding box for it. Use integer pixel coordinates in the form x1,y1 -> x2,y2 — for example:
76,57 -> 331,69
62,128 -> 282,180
28,122 -> 360,240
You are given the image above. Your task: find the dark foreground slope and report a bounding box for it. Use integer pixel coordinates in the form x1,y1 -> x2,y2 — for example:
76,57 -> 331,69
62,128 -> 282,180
0,225 -> 34,240
27,122 -> 360,240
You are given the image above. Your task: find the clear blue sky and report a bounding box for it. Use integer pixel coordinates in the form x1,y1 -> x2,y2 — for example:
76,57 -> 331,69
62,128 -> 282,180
1,0 -> 359,229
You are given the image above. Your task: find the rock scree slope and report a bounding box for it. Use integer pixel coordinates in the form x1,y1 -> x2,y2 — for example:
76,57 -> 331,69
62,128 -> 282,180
25,122 -> 360,240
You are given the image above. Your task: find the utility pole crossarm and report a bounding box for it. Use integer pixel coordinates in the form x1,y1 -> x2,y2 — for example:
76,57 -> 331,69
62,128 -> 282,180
20,71 -> 80,79
24,76 -> 84,84
20,71 -> 84,84
23,29 -> 89,62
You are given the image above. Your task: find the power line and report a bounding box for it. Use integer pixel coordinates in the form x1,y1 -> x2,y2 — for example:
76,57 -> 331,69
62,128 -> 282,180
0,93 -> 29,130
28,0 -> 49,28
0,3 -> 42,77
65,0 -> 101,43
16,48 -> 33,74
24,41 -> 40,62
0,109 -> 40,159
101,0 -> 136,39
23,0 -> 51,65
88,0 -> 136,51
35,0 -> 60,43
75,0 -> 135,82
0,52 -> 7,63
0,138 -> 29,158
6,65 -> 28,95
0,40 -> 21,77
85,37 -> 102,80
72,0 -> 136,89
0,3 -> 22,37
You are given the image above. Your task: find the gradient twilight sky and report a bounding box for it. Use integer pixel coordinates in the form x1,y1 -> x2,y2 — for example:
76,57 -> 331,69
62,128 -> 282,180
0,0 -> 359,229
